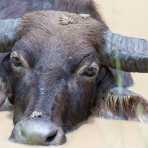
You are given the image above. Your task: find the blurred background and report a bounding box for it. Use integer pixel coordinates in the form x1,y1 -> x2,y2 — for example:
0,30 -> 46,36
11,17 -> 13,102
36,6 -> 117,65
0,0 -> 148,148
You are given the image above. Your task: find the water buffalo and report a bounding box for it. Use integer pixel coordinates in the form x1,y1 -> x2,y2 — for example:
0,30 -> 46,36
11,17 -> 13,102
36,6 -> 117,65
0,0 -> 148,146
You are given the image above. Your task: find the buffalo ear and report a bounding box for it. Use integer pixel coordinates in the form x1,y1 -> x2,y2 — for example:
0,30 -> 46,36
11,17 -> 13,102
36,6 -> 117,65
0,53 -> 13,109
1,52 -> 11,72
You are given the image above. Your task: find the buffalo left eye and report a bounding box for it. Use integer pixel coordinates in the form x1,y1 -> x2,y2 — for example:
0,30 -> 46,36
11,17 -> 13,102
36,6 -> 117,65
10,51 -> 23,67
11,57 -> 22,67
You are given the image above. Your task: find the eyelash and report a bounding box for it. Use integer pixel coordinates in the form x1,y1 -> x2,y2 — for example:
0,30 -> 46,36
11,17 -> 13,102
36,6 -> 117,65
70,54 -> 93,73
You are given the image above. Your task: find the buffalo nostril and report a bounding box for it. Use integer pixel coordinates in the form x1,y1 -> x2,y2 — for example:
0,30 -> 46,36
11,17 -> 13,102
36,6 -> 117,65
45,130 -> 57,143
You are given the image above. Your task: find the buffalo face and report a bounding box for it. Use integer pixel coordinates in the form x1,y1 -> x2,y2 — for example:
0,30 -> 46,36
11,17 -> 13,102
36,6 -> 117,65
2,11 -> 102,145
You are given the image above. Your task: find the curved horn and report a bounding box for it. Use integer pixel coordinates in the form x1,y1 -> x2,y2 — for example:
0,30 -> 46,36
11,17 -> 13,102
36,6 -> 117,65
101,30 -> 148,72
0,18 -> 22,52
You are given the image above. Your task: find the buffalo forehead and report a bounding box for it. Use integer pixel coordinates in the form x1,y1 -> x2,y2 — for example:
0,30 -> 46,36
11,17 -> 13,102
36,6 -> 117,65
22,10 -> 100,32
20,10 -> 103,53
17,12 -> 101,61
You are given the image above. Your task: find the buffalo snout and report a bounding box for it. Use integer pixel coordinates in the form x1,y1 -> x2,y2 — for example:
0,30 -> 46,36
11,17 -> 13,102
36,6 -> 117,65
10,115 -> 66,145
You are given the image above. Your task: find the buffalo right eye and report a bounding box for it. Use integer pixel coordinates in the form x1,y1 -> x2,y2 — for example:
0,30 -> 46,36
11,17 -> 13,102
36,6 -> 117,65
77,62 -> 99,78
81,66 -> 98,77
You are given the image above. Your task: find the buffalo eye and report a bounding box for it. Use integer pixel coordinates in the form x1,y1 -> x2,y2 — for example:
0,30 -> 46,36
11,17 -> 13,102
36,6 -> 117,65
82,67 -> 97,77
78,62 -> 99,78
11,56 -> 22,67
10,52 -> 23,67
10,51 -> 29,69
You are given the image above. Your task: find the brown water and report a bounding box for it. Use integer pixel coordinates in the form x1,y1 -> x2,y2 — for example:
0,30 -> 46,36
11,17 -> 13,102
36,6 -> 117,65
1,0 -> 148,148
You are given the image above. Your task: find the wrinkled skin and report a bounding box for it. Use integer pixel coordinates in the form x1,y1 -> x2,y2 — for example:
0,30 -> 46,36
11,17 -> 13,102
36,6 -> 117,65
1,0 -> 148,146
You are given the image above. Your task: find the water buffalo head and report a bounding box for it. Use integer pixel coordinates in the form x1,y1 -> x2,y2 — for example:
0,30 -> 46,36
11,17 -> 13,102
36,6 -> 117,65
0,2 -> 148,146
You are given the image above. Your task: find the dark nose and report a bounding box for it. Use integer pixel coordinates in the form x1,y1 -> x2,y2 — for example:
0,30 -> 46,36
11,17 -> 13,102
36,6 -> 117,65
10,118 -> 66,145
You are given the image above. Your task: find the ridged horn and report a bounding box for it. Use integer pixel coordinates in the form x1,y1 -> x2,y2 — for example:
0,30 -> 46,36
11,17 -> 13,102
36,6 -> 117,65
101,30 -> 148,72
0,18 -> 22,52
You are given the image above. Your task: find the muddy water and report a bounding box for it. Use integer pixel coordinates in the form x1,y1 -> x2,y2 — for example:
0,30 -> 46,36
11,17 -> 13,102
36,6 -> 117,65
1,0 -> 148,148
